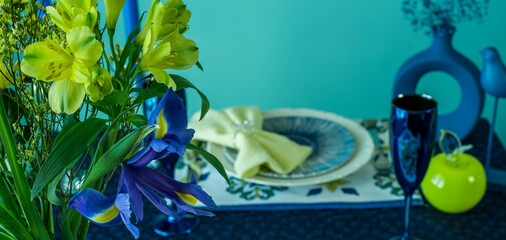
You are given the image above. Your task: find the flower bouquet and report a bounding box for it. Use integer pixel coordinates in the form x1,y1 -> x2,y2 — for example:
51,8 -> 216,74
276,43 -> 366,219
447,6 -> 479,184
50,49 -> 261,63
402,0 -> 489,33
0,0 -> 228,239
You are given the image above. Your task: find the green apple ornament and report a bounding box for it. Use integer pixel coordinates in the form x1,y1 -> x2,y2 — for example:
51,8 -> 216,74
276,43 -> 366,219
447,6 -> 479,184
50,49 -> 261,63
421,130 -> 487,213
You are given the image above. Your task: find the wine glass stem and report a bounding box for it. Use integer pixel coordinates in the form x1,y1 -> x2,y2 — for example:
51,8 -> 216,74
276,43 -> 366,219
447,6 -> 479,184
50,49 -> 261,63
402,193 -> 413,239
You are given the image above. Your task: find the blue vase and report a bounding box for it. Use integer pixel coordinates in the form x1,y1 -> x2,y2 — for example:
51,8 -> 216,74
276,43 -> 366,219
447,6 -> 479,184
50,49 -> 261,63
392,26 -> 484,140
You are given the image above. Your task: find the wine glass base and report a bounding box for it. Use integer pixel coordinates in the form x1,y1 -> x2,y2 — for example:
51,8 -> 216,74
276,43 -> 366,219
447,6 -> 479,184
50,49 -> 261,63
152,214 -> 200,236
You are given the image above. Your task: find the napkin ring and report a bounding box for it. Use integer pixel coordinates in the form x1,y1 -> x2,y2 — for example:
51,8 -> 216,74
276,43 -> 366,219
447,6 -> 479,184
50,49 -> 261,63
231,120 -> 259,148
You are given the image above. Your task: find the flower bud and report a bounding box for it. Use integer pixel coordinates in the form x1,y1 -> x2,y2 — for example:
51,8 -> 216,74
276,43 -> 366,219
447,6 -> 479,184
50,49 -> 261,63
104,0 -> 127,30
85,65 -> 114,102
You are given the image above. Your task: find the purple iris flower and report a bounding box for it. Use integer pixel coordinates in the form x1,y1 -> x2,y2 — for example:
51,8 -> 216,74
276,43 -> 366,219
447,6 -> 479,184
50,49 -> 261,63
126,87 -> 195,167
68,88 -> 216,239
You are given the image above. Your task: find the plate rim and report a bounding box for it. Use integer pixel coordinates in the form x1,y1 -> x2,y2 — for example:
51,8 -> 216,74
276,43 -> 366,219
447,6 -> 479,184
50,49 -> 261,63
222,112 -> 356,179
207,108 -> 374,186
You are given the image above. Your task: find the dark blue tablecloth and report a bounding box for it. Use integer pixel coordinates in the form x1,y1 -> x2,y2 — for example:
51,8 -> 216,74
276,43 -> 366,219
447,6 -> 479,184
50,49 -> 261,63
87,119 -> 506,240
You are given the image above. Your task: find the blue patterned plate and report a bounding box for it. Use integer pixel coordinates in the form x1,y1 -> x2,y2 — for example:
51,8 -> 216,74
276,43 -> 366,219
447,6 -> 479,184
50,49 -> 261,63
208,108 -> 374,186
222,111 -> 356,179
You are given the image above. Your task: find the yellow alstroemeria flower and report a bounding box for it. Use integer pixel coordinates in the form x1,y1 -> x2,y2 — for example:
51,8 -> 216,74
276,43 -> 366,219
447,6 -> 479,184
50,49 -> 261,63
21,26 -> 103,114
104,0 -> 127,31
46,0 -> 98,33
134,0 -> 191,45
162,0 -> 191,34
134,0 -> 164,46
84,65 -> 114,102
138,25 -> 198,88
0,64 -> 13,89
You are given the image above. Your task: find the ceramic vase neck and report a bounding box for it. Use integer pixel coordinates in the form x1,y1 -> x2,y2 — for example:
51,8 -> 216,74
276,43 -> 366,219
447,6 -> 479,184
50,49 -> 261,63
430,26 -> 455,51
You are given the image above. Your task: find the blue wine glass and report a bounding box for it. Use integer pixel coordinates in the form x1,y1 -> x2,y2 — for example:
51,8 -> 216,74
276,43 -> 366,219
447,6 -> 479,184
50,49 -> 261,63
390,94 -> 437,240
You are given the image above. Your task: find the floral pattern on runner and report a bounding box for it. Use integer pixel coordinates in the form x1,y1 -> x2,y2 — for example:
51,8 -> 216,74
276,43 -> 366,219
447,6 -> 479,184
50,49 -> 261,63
226,177 -> 288,201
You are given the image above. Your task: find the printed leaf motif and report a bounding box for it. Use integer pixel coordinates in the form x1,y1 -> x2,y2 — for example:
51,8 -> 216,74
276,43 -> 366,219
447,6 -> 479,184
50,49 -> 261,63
175,159 -> 186,170
306,188 -> 322,197
378,125 -> 388,133
324,179 -> 350,192
199,172 -> 210,181
373,170 -> 404,196
341,188 -> 359,196
226,177 -> 287,201
374,152 -> 389,162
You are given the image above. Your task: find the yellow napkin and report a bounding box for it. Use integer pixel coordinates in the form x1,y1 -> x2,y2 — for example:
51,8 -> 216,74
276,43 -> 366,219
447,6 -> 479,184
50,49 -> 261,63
189,106 -> 313,178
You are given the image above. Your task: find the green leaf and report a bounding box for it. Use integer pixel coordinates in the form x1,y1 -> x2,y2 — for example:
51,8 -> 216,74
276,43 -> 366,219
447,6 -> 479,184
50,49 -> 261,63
0,204 -> 33,240
170,74 -> 210,120
196,61 -> 204,72
324,179 -> 350,192
125,47 -> 143,81
0,232 -> 15,240
31,118 -> 107,199
85,90 -> 128,107
187,143 -> 230,186
122,114 -> 148,128
1,89 -> 21,123
81,125 -> 156,189
63,113 -> 76,127
47,171 -> 66,206
0,96 -> 50,240
0,172 -> 22,220
1,91 -> 30,147
53,122 -> 79,146
131,80 -> 168,105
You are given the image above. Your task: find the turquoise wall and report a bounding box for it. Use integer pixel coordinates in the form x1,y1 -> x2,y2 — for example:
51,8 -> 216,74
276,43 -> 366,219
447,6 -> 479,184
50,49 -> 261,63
113,0 -> 506,145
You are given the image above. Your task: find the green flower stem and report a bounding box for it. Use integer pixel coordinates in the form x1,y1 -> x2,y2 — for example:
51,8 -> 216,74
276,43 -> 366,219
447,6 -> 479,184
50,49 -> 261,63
73,124 -> 114,239
73,178 -> 103,240
128,68 -> 141,89
108,29 -> 118,68
75,180 -> 104,240
76,218 -> 91,240
73,104 -> 128,239
38,197 -> 46,231
61,208 -> 76,240
39,197 -> 54,235
94,28 -> 111,72
0,96 -> 50,240
48,203 -> 54,235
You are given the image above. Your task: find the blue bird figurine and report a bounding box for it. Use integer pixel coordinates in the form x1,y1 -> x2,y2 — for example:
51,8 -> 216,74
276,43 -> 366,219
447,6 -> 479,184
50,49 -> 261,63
480,47 -> 506,182
480,47 -> 506,97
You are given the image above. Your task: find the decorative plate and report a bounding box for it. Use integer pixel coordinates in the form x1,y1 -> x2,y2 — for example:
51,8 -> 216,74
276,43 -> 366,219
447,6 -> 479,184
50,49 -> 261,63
207,108 -> 375,186
222,115 -> 356,178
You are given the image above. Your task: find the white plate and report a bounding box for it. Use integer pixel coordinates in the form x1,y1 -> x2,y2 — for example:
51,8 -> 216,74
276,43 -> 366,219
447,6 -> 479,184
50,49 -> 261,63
207,108 -> 374,186
222,111 -> 356,178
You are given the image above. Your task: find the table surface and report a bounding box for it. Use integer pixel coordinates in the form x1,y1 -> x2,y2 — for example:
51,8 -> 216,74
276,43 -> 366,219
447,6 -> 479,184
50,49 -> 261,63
87,119 -> 506,240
